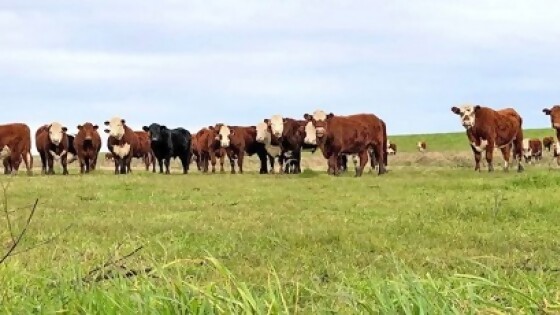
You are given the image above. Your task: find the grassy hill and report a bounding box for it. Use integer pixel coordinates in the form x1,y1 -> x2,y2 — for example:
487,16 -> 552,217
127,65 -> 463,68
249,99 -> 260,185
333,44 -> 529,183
389,128 -> 555,153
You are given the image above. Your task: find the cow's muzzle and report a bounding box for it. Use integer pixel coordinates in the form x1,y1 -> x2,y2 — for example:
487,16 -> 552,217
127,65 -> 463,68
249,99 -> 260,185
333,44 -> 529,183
553,123 -> 560,129
315,127 -> 325,138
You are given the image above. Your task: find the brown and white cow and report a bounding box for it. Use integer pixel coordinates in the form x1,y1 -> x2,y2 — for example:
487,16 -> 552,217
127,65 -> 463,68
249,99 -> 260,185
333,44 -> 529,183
255,121 -> 281,173
303,110 -> 387,177
543,136 -> 554,152
35,123 -> 70,175
104,117 -> 139,174
522,138 -> 542,164
417,141 -> 427,152
214,124 -> 270,174
134,130 -> 156,172
451,105 -> 524,172
387,140 -> 397,155
0,123 -> 33,175
192,127 -> 228,173
541,106 -> 560,165
74,122 -> 102,174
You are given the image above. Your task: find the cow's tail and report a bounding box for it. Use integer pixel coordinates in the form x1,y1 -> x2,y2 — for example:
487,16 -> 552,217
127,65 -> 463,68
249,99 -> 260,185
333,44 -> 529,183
382,120 -> 388,167
22,130 -> 33,175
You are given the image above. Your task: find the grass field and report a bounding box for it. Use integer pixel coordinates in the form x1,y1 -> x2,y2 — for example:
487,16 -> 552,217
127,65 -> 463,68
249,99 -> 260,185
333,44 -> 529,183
1,128 -> 560,314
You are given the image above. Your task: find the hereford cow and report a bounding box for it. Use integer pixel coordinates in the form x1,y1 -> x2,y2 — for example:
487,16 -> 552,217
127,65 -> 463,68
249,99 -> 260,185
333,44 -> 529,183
104,117 -> 139,174
387,140 -> 397,155
134,131 -> 156,172
303,110 -> 387,177
214,124 -> 269,174
451,105 -> 524,172
35,123 -> 70,175
417,141 -> 426,152
74,122 -> 102,174
541,106 -> 560,165
142,123 -> 192,174
0,123 -> 33,175
522,138 -> 542,164
543,136 -> 554,152
192,128 -> 229,173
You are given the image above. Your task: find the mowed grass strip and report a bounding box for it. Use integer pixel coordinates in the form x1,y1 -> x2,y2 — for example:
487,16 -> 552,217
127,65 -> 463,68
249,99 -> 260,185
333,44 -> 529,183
1,156 -> 560,313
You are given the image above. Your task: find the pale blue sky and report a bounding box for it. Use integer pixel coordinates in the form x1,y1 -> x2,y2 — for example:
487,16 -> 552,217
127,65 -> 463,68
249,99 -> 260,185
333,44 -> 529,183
2,0 -> 560,152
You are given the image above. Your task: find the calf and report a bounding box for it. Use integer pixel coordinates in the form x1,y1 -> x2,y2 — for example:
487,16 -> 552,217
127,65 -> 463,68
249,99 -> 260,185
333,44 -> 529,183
541,106 -> 560,165
303,110 -> 387,177
388,140 -> 397,155
134,131 -> 156,172
35,123 -> 70,175
74,122 -> 102,174
0,123 -> 33,175
215,124 -> 269,174
522,138 -> 542,164
417,141 -> 426,152
543,136 -> 554,152
142,123 -> 192,174
104,117 -> 139,174
451,105 -> 524,172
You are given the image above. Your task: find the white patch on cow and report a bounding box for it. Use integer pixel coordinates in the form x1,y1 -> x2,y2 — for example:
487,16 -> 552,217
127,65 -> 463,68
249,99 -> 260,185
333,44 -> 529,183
269,115 -> 284,137
471,139 -> 488,153
504,160 -> 509,169
106,117 -> 126,140
312,110 -> 327,121
387,148 -> 395,155
303,121 -> 317,145
67,152 -> 76,163
522,138 -> 531,158
0,145 -> 10,159
113,143 -> 131,158
218,125 -> 231,148
255,122 -> 268,143
49,122 -> 65,145
454,104 -> 477,128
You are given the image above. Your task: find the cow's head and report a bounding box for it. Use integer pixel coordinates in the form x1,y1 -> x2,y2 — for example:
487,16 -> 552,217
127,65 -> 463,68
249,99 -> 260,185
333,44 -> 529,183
303,110 -> 334,139
77,122 -> 99,141
302,121 -> 317,145
216,124 -> 232,147
255,122 -> 269,143
542,106 -> 560,129
451,105 -> 480,128
266,115 -> 285,138
48,122 -> 67,145
104,117 -> 126,140
142,123 -> 166,142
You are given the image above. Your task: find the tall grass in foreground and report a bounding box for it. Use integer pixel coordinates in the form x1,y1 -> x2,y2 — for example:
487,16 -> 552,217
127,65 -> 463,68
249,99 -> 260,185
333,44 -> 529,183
1,256 -> 559,314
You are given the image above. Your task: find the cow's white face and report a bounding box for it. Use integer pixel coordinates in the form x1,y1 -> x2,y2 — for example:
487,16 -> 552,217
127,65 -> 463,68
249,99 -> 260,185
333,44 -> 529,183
218,125 -> 231,147
452,105 -> 477,128
48,122 -> 67,145
255,122 -> 269,143
312,110 -> 328,137
269,115 -> 284,138
104,117 -> 126,140
303,121 -> 317,145
0,145 -> 10,159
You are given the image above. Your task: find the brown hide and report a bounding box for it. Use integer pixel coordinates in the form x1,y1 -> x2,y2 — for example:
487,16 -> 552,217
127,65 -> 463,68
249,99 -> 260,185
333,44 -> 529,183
0,123 -> 33,175
74,122 -> 102,173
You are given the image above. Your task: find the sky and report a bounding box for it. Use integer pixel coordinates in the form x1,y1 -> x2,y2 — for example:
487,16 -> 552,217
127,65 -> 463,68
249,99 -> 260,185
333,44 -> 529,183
2,0 -> 560,152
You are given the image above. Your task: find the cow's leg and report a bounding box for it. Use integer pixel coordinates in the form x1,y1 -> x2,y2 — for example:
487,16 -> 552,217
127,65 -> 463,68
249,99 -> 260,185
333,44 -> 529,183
164,155 -> 171,174
179,154 -> 189,174
330,154 -> 340,176
157,157 -> 164,173
209,150 -> 217,173
500,146 -> 511,172
485,140 -> 495,172
278,153 -> 285,174
269,155 -> 275,174
356,150 -> 369,177
237,151 -> 245,174
39,151 -> 47,175
21,151 -> 32,176
256,150 -> 268,174
294,150 -> 302,174
3,158 -> 9,175
473,149 -> 482,171
513,137 -> 524,173
47,153 -> 55,175
219,153 -> 225,174
113,158 -> 119,174
373,143 -> 387,175
79,156 -> 85,174
368,149 -> 376,173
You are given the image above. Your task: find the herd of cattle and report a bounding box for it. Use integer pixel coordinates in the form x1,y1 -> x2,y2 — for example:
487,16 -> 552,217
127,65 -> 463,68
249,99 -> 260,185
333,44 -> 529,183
1,105 -> 560,177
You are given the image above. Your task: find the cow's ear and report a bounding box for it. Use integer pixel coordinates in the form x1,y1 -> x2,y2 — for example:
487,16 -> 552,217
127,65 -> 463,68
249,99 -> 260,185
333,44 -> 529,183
93,125 -> 99,130
327,113 -> 334,119
104,121 -> 110,126
283,118 -> 287,123
62,127 -> 68,133
121,119 -> 126,124
303,113 -> 311,120
104,129 -> 110,134
543,108 -> 552,115
208,125 -> 214,130
451,107 -> 460,115
474,105 -> 481,112
264,118 -> 270,125
77,125 -> 83,130
142,126 -> 149,132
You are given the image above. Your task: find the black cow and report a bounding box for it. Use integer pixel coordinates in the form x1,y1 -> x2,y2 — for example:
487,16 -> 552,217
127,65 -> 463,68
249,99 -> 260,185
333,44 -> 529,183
67,134 -> 78,164
142,123 -> 192,174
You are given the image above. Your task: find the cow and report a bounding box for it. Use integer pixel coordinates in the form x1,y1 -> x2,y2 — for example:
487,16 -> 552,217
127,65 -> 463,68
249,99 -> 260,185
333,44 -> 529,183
303,110 -> 387,177
142,123 -> 192,174
104,117 -> 139,174
105,152 -> 114,161
522,138 -> 542,164
255,121 -> 282,173
214,124 -> 269,174
451,105 -> 524,172
134,131 -> 156,172
302,121 -> 356,174
543,136 -> 554,152
74,122 -> 102,174
35,123 -> 70,175
0,123 -> 33,175
417,141 -> 426,152
66,134 -> 78,164
387,140 -> 397,155
192,127 -> 230,173
541,106 -> 560,165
